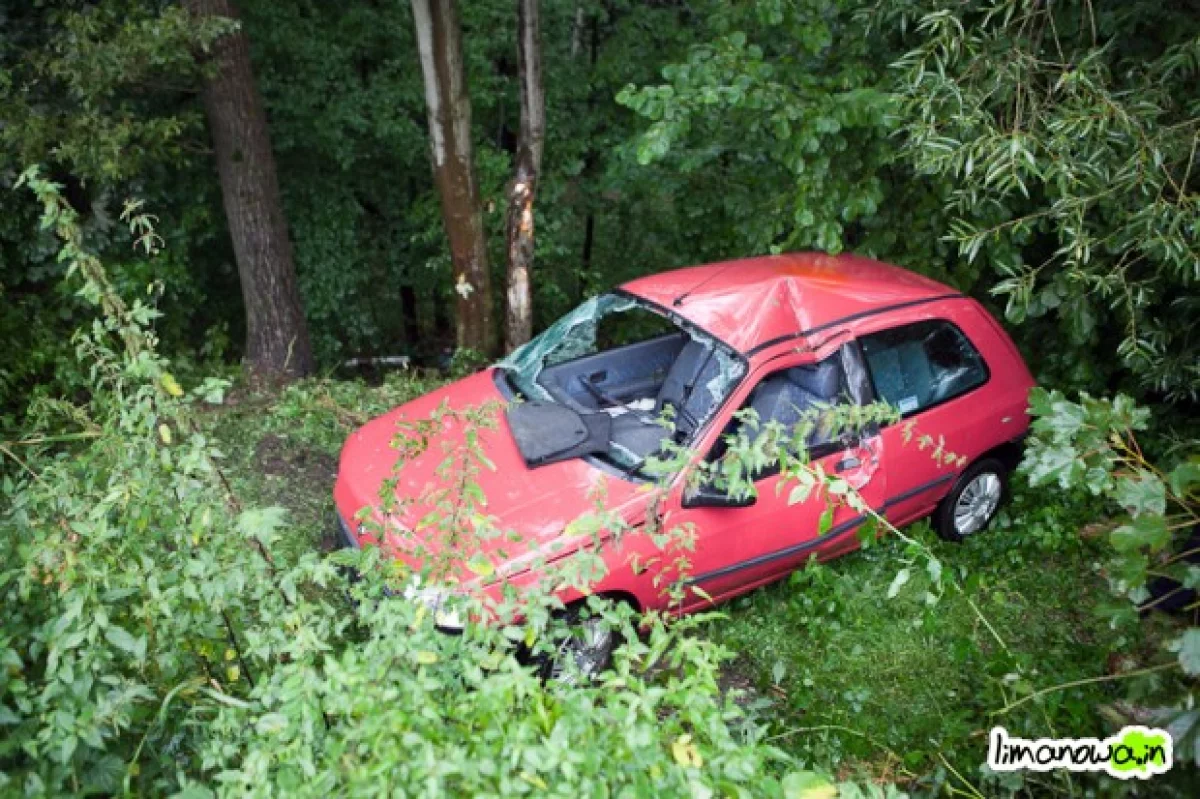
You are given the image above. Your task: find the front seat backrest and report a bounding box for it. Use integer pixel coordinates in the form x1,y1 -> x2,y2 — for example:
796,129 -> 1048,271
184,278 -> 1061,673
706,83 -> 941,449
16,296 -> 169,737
747,376 -> 819,441
656,339 -> 710,416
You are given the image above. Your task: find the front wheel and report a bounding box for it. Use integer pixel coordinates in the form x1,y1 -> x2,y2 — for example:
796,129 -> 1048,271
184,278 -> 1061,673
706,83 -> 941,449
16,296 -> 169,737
540,605 -> 621,686
934,458 -> 1007,542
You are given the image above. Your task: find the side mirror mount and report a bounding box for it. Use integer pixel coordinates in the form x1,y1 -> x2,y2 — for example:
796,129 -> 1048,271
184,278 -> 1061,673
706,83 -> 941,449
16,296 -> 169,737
682,482 -> 757,509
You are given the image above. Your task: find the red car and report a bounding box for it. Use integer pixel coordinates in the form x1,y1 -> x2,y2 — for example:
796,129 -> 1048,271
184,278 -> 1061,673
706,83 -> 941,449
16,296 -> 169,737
334,253 -> 1033,668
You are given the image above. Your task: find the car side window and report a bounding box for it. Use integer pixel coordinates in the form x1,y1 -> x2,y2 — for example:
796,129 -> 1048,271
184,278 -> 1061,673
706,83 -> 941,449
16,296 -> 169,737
859,320 -> 988,415
709,354 -> 852,476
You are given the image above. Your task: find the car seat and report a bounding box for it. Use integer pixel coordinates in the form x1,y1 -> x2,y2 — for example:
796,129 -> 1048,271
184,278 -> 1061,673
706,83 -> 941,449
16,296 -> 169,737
655,340 -> 716,428
746,360 -> 842,441
864,340 -> 932,411
608,339 -> 720,461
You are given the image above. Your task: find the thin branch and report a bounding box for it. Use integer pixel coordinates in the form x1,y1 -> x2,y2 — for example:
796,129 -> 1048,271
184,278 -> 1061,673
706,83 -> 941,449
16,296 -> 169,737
991,662 -> 1178,717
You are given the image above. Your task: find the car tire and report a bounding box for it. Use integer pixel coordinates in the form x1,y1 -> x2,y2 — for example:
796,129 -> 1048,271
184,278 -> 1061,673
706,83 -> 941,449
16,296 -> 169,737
934,458 -> 1007,542
539,602 -> 622,686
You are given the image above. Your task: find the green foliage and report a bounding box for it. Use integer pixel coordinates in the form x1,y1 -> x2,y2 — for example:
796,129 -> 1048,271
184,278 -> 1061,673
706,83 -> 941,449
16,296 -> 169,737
0,1 -> 236,421
1023,388 -> 1197,603
713,522 -> 1125,790
4,1 -> 1199,791
616,0 -> 903,258
1022,387 -> 1200,761
892,0 -> 1200,400
0,1 -> 230,183
617,0 -> 1199,403
2,176 -> 893,796
4,0 -> 1196,416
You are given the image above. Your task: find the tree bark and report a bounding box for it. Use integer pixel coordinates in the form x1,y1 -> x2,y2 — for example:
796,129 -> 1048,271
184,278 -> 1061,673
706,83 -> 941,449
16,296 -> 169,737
503,0 -> 544,352
576,8 -> 600,306
410,0 -> 495,355
186,0 -> 313,382
570,3 -> 585,59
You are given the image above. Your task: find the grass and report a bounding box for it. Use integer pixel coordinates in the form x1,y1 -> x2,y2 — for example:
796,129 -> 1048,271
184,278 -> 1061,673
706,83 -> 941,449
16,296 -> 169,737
199,375 -> 1190,796
710,531 -> 1105,792
707,492 -> 1192,795
198,373 -> 443,557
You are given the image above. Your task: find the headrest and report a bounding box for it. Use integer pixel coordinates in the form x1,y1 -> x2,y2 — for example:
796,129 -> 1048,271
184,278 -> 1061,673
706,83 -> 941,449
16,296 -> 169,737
786,361 -> 841,400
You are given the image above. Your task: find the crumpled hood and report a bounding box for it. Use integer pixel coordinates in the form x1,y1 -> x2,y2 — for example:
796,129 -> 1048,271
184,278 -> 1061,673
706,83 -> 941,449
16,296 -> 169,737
333,369 -> 650,577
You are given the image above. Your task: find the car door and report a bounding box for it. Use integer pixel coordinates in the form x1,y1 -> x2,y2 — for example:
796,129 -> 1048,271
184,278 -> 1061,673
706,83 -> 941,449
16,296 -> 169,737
666,344 -> 887,611
857,318 -> 991,525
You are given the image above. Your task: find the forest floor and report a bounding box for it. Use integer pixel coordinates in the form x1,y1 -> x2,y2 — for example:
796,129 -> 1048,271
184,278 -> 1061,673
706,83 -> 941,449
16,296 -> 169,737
199,372 -> 1184,795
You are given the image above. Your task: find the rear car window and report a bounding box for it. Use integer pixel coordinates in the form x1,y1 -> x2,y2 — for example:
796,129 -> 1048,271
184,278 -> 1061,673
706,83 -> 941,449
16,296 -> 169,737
860,320 -> 987,415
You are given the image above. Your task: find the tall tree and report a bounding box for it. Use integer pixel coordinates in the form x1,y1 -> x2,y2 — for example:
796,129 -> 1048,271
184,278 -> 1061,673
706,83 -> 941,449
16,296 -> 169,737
410,0 -> 495,355
186,0 -> 314,382
503,0 -> 545,351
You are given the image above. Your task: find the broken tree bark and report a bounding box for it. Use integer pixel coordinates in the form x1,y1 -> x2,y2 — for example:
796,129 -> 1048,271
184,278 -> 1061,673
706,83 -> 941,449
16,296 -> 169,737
503,0 -> 544,352
411,0 -> 495,355
187,0 -> 314,382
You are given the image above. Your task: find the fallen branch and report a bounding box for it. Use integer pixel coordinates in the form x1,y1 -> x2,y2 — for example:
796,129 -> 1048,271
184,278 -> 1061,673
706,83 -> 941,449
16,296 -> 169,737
342,355 -> 411,369
991,662 -> 1178,717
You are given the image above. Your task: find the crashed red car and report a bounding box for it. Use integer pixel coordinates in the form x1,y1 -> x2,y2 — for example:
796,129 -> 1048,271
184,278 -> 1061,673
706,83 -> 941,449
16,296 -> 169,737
334,253 -> 1034,642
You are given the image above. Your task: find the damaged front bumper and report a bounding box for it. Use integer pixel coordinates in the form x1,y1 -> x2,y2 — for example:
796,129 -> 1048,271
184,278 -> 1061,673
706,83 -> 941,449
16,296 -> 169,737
335,513 -> 361,551
332,514 -> 465,633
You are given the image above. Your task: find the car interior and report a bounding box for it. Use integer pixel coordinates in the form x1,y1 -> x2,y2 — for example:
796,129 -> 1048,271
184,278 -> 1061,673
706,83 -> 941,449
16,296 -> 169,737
704,356 -> 850,469
539,332 -> 734,461
861,321 -> 987,414
502,299 -> 746,468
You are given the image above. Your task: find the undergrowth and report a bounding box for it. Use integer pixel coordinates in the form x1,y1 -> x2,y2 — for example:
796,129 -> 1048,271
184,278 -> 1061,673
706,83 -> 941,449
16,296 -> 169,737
196,376 -> 1196,796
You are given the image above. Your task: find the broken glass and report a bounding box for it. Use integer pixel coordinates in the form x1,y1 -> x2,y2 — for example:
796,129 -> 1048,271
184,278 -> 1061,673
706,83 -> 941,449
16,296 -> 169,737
497,292 -> 747,474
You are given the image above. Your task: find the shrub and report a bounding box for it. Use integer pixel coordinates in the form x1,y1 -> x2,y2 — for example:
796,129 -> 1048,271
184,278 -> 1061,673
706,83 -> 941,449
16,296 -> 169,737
1,171 -> 895,797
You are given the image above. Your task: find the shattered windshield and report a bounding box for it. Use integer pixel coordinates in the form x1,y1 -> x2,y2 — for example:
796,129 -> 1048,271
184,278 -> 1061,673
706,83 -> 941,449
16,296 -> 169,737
498,293 -> 746,473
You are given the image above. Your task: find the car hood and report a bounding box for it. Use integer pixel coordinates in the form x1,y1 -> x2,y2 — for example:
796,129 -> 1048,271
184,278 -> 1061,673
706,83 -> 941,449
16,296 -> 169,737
333,368 -> 651,578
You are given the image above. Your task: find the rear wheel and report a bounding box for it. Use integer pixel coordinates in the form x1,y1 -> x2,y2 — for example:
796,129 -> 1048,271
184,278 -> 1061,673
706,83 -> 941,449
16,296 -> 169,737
934,458 -> 1007,542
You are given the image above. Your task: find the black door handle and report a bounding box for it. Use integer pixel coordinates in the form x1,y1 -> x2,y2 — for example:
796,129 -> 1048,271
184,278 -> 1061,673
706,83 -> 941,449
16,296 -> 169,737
835,456 -> 861,472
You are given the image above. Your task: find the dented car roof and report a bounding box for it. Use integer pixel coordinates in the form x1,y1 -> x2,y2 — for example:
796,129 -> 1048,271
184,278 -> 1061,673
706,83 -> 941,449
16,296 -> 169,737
620,252 -> 959,354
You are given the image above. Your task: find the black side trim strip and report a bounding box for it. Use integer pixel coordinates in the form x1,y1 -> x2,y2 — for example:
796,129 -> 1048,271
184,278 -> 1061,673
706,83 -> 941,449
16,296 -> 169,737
686,514 -> 867,586
744,293 -> 964,357
881,473 -> 955,510
685,473 -> 958,586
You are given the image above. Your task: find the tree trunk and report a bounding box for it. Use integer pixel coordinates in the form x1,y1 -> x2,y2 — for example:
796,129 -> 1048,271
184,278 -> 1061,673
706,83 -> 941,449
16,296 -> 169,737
503,0 -> 544,352
410,0 -> 495,355
570,3 -> 585,58
186,0 -> 313,382
576,8 -> 600,306
400,284 -> 419,344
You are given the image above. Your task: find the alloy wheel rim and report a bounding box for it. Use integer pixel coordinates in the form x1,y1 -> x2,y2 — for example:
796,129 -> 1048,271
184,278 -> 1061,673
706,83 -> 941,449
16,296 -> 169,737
953,472 -> 1002,535
550,617 -> 613,685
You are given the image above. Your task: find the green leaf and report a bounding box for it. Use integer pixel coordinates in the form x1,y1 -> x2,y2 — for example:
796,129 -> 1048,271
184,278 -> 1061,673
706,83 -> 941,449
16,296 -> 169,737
818,505 -> 834,535
788,484 -> 814,506
1113,471 -> 1167,517
104,625 -> 144,661
1111,514 -> 1171,553
466,552 -> 495,577
1170,629 -> 1200,676
886,568 -> 911,599
1168,460 -> 1200,498
926,557 -> 943,586
160,372 -> 184,397
255,713 -> 289,735
782,770 -> 838,799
